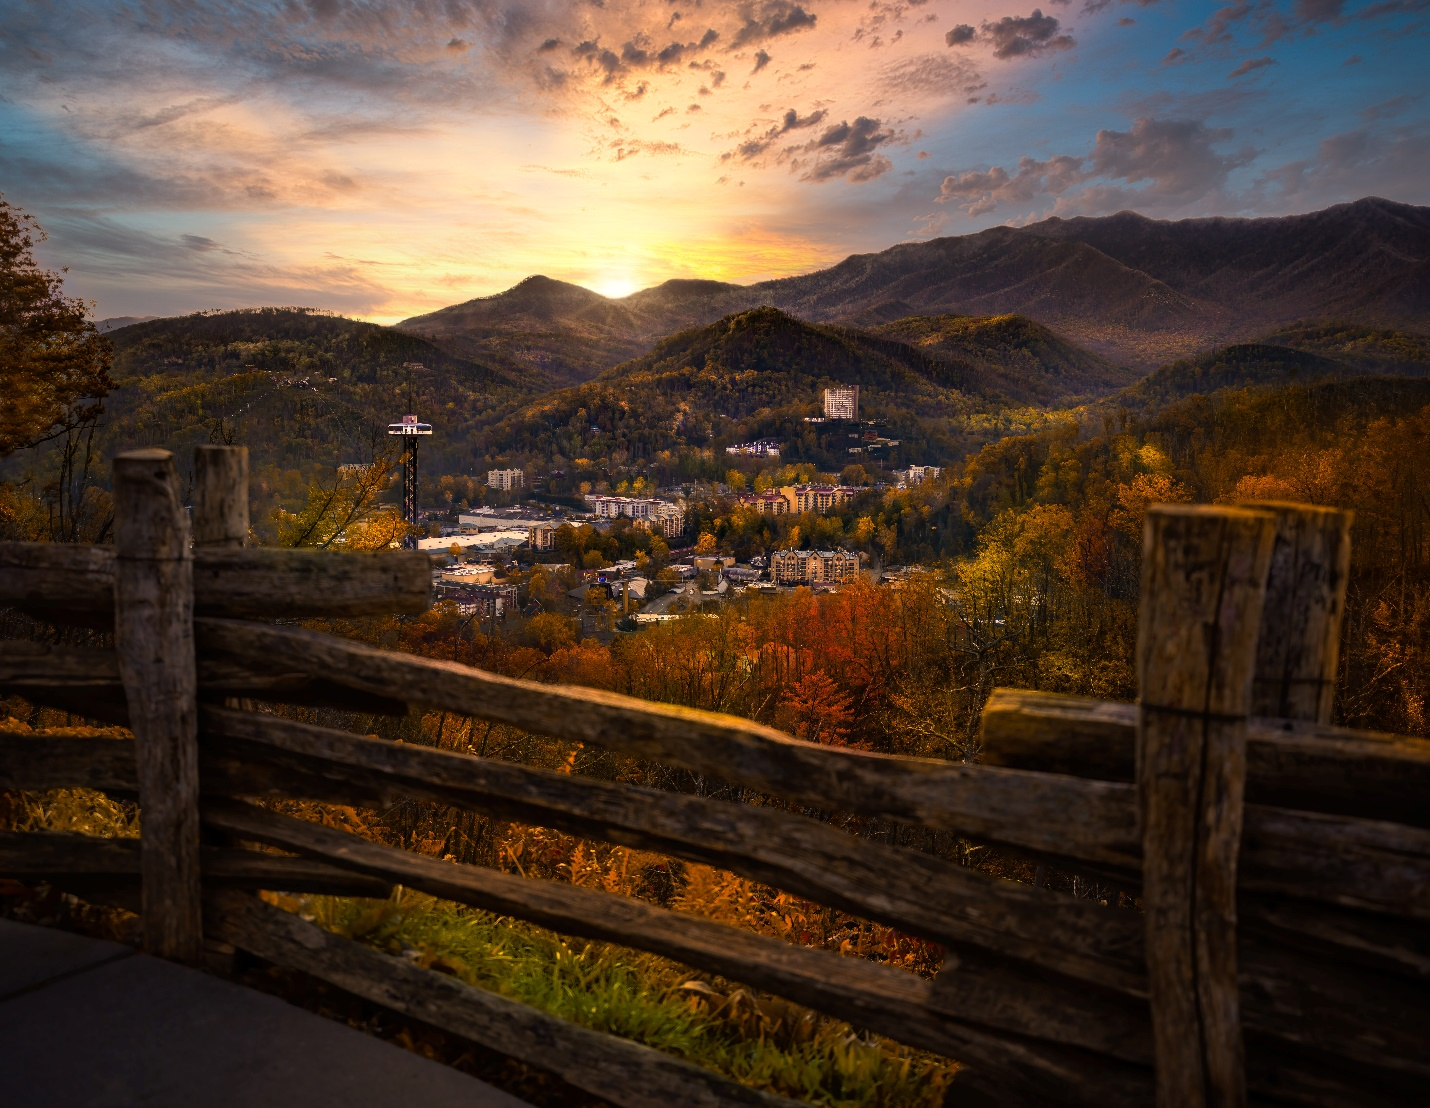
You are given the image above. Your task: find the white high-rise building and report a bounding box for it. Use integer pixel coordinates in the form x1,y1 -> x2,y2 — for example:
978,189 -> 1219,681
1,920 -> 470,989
487,468 -> 525,491
823,385 -> 859,421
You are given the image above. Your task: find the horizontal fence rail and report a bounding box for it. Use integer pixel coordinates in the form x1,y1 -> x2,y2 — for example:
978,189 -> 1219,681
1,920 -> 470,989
6,717 -> 1425,1094
0,542 -> 432,622
2,451 -> 1426,1107
981,688 -> 1430,828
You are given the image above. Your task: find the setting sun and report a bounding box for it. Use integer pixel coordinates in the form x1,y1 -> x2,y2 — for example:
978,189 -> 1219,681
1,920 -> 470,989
589,274 -> 641,300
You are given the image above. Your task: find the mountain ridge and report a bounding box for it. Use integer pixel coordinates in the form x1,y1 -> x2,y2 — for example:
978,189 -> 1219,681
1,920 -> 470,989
398,197 -> 1429,383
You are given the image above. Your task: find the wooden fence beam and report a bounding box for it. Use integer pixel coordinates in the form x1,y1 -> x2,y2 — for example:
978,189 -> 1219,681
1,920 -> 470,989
0,831 -> 391,898
1138,505 -> 1275,1108
192,445 -> 249,549
1241,502 -> 1353,723
201,797 -> 1156,1102
0,542 -> 432,621
113,448 -> 203,963
979,688 -> 1430,827
191,617 -> 1144,871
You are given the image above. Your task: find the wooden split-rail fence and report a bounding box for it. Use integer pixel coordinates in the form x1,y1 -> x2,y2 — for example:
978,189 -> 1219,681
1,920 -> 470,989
2,446 -> 1427,1107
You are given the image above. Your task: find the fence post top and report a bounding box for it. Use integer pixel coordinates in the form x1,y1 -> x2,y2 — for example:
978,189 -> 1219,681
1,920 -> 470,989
114,448 -> 176,466
1144,503 -> 1273,522
1236,499 -> 1354,525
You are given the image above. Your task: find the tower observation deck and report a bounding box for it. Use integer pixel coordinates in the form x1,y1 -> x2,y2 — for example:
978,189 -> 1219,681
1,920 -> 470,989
388,414 -> 432,547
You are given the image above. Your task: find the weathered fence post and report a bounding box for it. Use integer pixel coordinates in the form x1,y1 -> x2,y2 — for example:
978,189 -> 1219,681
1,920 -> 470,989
1137,505 -> 1276,1108
113,449 -> 202,962
1240,502 -> 1352,724
193,445 -> 249,549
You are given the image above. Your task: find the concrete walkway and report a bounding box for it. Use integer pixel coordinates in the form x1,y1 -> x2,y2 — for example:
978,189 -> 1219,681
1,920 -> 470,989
0,918 -> 530,1106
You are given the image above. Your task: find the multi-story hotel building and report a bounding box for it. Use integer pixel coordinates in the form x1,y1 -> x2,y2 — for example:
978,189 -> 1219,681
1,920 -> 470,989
742,491 -> 790,515
769,548 -> 862,586
586,495 -> 686,538
781,484 -> 860,514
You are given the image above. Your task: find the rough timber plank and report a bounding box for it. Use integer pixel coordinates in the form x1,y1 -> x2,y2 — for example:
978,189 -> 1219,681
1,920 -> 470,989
193,616 -> 1145,870
1137,505 -> 1274,1108
0,542 -> 431,620
192,445 -> 249,549
196,704 -> 1146,993
1241,502 -> 1352,724
113,448 -> 203,963
979,689 -> 1430,827
202,798 -> 1156,1103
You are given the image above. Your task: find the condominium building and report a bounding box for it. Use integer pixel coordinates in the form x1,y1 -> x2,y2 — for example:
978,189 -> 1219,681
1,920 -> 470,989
823,385 -> 859,421
781,484 -> 859,514
741,491 -> 790,516
900,465 -> 942,486
487,468 -> 525,491
769,548 -> 862,586
436,582 -> 519,619
586,495 -> 686,539
528,523 -> 558,551
725,440 -> 782,458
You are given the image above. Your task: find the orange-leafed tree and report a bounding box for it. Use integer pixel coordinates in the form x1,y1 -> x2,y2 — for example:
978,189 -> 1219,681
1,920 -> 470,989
0,197 -> 113,457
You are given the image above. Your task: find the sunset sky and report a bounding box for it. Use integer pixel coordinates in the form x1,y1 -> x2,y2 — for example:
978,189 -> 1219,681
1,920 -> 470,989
3,1 -> 1427,322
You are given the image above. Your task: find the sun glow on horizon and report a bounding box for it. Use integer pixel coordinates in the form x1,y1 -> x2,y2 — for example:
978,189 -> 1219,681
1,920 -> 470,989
589,273 -> 642,300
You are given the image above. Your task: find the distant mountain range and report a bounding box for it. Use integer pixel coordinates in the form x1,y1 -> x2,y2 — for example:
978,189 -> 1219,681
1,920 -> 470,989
399,197 -> 1430,382
96,315 -> 159,333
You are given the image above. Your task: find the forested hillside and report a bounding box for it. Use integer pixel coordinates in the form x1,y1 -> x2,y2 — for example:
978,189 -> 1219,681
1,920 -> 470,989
103,308 -> 518,470
867,313 -> 1134,405
1109,326 -> 1430,413
475,307 -> 1038,484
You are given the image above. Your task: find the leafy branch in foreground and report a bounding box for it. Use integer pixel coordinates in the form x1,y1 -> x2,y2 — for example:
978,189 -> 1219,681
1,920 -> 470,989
0,196 -> 114,458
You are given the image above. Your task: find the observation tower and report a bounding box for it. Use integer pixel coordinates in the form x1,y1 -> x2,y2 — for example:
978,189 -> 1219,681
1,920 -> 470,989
387,414 -> 432,547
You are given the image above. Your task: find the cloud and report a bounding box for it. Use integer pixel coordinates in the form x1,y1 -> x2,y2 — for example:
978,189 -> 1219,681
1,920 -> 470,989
1361,93 -> 1417,120
1228,56 -> 1276,77
1089,117 -> 1249,198
798,116 -> 898,182
945,24 -> 977,46
981,10 -> 1076,60
723,107 -> 830,162
938,153 -> 1086,214
730,2 -> 818,48
879,53 -> 983,98
752,49 -> 771,73
936,116 -> 1249,215
1256,121 -> 1430,209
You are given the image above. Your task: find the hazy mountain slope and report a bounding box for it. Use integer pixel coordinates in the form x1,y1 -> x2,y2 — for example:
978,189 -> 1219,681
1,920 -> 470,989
621,278 -> 753,332
1027,198 -> 1430,334
760,228 -> 1211,332
396,275 -> 657,388
401,200 -> 1429,380
96,315 -> 159,332
868,313 -> 1136,404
